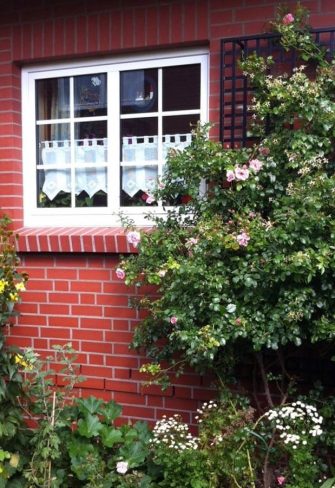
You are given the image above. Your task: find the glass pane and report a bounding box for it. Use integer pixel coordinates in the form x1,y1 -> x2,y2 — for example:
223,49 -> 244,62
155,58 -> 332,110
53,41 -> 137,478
75,168 -> 107,207
121,69 -> 158,114
121,118 -> 158,162
37,169 -> 71,208
37,124 -> 71,166
163,114 -> 198,158
36,77 -> 70,120
121,165 -> 158,206
74,73 -> 107,117
74,121 -> 107,163
163,64 -> 200,111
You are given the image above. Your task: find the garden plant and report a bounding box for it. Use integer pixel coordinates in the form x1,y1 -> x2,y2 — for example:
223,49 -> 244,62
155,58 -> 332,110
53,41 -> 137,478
1,3 -> 335,487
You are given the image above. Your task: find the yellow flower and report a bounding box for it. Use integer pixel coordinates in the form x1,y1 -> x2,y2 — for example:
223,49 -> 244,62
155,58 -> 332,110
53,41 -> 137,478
14,354 -> 32,370
9,292 -> 18,302
0,280 -> 8,293
15,281 -> 26,292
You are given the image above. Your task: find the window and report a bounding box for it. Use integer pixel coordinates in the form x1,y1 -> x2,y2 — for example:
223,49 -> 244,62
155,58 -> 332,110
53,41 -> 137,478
22,50 -> 208,227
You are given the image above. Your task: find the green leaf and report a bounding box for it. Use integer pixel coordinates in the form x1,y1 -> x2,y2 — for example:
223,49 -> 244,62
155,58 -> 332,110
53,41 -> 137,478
100,426 -> 123,447
76,396 -> 103,415
77,414 -> 103,438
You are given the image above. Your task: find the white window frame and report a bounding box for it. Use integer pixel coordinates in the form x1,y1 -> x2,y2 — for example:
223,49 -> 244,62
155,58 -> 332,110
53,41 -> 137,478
21,49 -> 209,227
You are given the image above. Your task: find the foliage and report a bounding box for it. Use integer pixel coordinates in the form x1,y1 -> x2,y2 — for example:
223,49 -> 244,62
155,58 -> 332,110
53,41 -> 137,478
118,4 -> 335,393
0,215 -> 28,328
0,216 -> 29,485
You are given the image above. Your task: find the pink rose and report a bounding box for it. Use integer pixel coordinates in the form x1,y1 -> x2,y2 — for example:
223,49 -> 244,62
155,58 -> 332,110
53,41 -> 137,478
116,268 -> 126,279
259,146 -> 270,156
146,195 -> 155,204
235,318 -> 242,325
186,237 -> 198,247
277,476 -> 286,486
127,231 -> 141,248
236,232 -> 250,247
235,166 -> 249,181
226,169 -> 235,182
170,316 -> 178,325
282,13 -> 294,24
249,158 -> 262,172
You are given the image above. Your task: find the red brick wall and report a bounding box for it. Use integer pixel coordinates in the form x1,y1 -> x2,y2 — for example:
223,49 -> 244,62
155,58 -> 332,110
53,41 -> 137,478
1,0 -> 334,425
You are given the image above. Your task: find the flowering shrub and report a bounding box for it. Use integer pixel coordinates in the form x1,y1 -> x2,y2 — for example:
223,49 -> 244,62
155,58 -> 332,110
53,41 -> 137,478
117,4 -> 335,483
119,4 -> 335,389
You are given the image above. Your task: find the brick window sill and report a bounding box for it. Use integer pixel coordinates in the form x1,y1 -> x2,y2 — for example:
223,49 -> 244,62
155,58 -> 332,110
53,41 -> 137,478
15,227 -> 144,254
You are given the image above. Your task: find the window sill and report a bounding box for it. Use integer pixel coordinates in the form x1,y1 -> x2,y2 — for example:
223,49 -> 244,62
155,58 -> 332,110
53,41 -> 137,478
15,227 -> 143,254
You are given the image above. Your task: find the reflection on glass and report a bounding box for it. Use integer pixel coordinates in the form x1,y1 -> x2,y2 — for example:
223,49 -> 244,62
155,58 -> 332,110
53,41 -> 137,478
121,118 -> 158,162
36,77 -> 70,120
163,64 -> 200,111
162,115 -> 198,158
74,121 -> 107,163
74,73 -> 107,117
37,124 -> 70,166
37,169 -> 71,208
121,165 -> 158,206
121,69 -> 158,114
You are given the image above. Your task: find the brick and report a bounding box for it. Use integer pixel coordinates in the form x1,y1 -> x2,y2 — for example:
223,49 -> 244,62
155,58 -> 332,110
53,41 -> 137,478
40,304 -> 70,315
80,317 -> 111,329
48,316 -> 79,328
105,379 -> 138,393
81,365 -> 113,377
71,305 -> 103,317
48,292 -> 79,304
72,329 -> 104,341
122,405 -> 155,420
43,328 -> 71,339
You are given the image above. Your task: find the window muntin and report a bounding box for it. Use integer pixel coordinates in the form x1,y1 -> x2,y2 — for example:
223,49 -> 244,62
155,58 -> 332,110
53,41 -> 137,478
22,51 -> 208,226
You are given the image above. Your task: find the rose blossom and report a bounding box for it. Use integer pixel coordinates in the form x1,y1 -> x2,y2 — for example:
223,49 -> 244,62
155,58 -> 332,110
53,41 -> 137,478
127,230 -> 141,248
226,169 -> 235,182
282,13 -> 294,24
235,166 -> 249,181
116,268 -> 126,280
146,194 -> 155,204
116,461 -> 128,474
158,269 -> 167,277
249,158 -> 263,172
277,476 -> 286,486
170,316 -> 178,325
186,237 -> 198,246
259,146 -> 270,156
236,232 -> 250,247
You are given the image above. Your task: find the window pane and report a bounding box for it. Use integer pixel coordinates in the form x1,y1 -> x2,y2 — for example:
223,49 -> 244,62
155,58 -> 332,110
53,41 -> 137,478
163,114 -> 197,158
121,69 -> 158,114
74,73 -> 107,117
163,64 -> 200,111
36,77 -> 70,120
37,124 -> 71,166
121,118 -> 158,162
74,121 -> 107,163
75,171 -> 107,207
37,169 -> 71,207
121,165 -> 158,206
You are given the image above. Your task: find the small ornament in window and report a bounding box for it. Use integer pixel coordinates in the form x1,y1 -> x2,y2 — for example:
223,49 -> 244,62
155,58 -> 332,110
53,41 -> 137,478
91,76 -> 101,87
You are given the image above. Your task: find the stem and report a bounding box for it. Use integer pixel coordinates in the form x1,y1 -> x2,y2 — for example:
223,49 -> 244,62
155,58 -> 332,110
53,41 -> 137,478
47,391 -> 56,488
256,351 -> 274,408
247,448 -> 256,488
263,429 -> 276,488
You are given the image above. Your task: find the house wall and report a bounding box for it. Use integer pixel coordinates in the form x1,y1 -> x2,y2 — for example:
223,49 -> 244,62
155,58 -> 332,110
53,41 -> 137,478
0,0 -> 333,425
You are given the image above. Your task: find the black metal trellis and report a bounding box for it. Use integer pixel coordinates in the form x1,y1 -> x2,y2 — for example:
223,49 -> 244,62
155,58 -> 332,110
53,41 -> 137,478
220,28 -> 335,148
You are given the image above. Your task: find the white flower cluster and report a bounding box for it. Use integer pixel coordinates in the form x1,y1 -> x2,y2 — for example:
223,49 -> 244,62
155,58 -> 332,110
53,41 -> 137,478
265,401 -> 323,449
195,400 -> 218,424
151,414 -> 198,450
